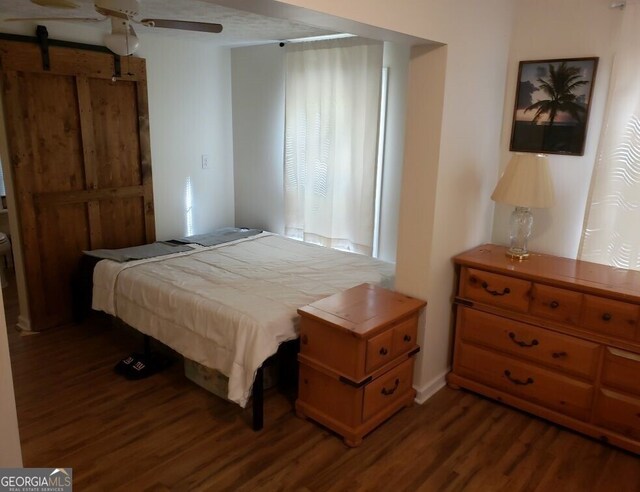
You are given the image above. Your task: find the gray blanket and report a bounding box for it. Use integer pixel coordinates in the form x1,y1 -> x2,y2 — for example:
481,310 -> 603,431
175,228 -> 262,246
84,242 -> 193,262
84,228 -> 263,262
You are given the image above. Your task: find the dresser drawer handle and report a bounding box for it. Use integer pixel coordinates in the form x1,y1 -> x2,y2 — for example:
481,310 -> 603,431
552,351 -> 568,359
549,301 -> 560,309
602,312 -> 612,321
381,378 -> 400,396
379,347 -> 389,356
504,370 -> 534,386
403,334 -> 412,343
481,281 -> 510,296
508,332 -> 539,348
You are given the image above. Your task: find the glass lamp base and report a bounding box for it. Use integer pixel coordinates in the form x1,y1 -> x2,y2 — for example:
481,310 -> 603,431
507,206 -> 533,260
506,249 -> 530,260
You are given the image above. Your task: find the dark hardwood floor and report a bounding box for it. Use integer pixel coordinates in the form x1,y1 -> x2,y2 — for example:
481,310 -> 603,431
3,276 -> 640,491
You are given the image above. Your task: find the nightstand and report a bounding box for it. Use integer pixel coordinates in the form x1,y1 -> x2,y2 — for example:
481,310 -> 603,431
295,283 -> 426,446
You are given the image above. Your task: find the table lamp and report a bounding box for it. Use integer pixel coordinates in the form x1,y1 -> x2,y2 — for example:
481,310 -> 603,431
491,153 -> 555,260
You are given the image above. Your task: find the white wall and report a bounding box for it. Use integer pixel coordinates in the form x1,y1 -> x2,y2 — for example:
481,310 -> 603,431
492,0 -> 621,259
231,44 -> 285,234
141,36 -> 235,239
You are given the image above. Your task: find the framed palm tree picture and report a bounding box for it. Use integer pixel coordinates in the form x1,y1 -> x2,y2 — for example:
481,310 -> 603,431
509,57 -> 598,156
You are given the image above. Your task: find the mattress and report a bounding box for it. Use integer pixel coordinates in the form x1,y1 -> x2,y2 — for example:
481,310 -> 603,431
92,232 -> 395,406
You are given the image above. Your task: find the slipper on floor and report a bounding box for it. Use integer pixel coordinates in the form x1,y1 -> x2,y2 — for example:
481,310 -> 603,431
114,352 -> 144,375
124,352 -> 172,380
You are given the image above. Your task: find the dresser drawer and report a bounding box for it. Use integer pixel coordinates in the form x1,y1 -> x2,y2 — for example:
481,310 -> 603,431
391,316 -> 418,358
530,283 -> 582,325
460,268 -> 531,313
363,357 -> 414,422
581,295 -> 639,340
602,348 -> 640,397
594,389 -> 640,440
457,307 -> 600,379
456,343 -> 594,420
365,329 -> 394,373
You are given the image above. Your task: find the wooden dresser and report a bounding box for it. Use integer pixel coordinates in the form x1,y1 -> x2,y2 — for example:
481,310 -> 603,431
296,283 -> 426,446
448,244 -> 640,454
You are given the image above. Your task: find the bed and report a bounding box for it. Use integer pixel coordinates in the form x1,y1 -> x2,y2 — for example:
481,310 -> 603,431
90,230 -> 394,425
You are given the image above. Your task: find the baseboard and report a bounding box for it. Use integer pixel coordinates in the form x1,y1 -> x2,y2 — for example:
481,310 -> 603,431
414,368 -> 449,404
17,314 -> 32,332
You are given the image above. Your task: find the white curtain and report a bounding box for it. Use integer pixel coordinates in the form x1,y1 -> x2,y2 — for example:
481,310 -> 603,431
284,38 -> 383,255
580,2 -> 640,269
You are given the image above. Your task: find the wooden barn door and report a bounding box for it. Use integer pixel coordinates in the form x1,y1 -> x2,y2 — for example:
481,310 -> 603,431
0,39 -> 155,330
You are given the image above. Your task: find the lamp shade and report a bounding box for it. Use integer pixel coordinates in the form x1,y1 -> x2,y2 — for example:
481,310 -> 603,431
491,153 -> 555,208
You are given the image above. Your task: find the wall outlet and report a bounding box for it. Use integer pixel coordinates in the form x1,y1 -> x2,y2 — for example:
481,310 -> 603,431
201,154 -> 210,170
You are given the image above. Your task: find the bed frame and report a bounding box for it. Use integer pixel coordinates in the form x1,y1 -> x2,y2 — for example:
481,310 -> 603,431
72,255 -> 299,431
137,335 -> 298,431
250,338 -> 299,430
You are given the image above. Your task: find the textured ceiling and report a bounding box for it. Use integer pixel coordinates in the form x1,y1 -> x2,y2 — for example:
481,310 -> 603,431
0,0 -> 338,46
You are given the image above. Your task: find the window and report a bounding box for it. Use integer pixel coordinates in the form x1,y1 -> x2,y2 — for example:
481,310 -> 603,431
284,38 -> 384,255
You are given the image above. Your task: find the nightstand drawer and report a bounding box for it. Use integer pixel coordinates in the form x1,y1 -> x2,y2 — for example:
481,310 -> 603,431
458,307 -> 600,380
460,268 -> 531,313
363,358 -> 414,422
594,389 -> 640,440
456,343 -> 594,420
602,348 -> 640,397
391,316 -> 418,357
298,361 -> 362,428
581,295 -> 639,340
530,283 -> 582,325
366,330 -> 394,373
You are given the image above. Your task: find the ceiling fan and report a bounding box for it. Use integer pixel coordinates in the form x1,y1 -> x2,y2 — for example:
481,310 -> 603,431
6,0 -> 223,56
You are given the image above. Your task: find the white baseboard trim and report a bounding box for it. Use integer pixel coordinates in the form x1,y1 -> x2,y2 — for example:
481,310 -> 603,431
414,368 -> 449,404
17,314 -> 32,333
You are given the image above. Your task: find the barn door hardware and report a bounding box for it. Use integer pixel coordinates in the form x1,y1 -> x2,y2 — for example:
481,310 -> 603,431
113,54 -> 122,78
36,25 -> 50,71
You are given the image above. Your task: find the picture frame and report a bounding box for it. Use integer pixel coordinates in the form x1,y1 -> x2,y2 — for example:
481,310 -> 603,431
509,57 -> 598,156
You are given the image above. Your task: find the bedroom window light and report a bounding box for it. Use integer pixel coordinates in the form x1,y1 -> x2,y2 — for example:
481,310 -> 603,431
185,176 -> 193,237
284,37 -> 384,256
372,67 -> 389,259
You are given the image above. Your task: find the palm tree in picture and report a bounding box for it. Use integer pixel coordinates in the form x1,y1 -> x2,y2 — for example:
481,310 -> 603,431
525,61 -> 589,127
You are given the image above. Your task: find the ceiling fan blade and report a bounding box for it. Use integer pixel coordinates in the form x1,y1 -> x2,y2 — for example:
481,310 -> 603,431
31,0 -> 79,8
95,7 -> 131,21
4,17 -> 104,22
140,19 -> 223,33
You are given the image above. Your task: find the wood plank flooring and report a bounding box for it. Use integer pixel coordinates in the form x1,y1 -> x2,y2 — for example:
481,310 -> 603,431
4,279 -> 640,491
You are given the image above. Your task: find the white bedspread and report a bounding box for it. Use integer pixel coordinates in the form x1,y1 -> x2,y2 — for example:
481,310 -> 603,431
92,232 -> 394,406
